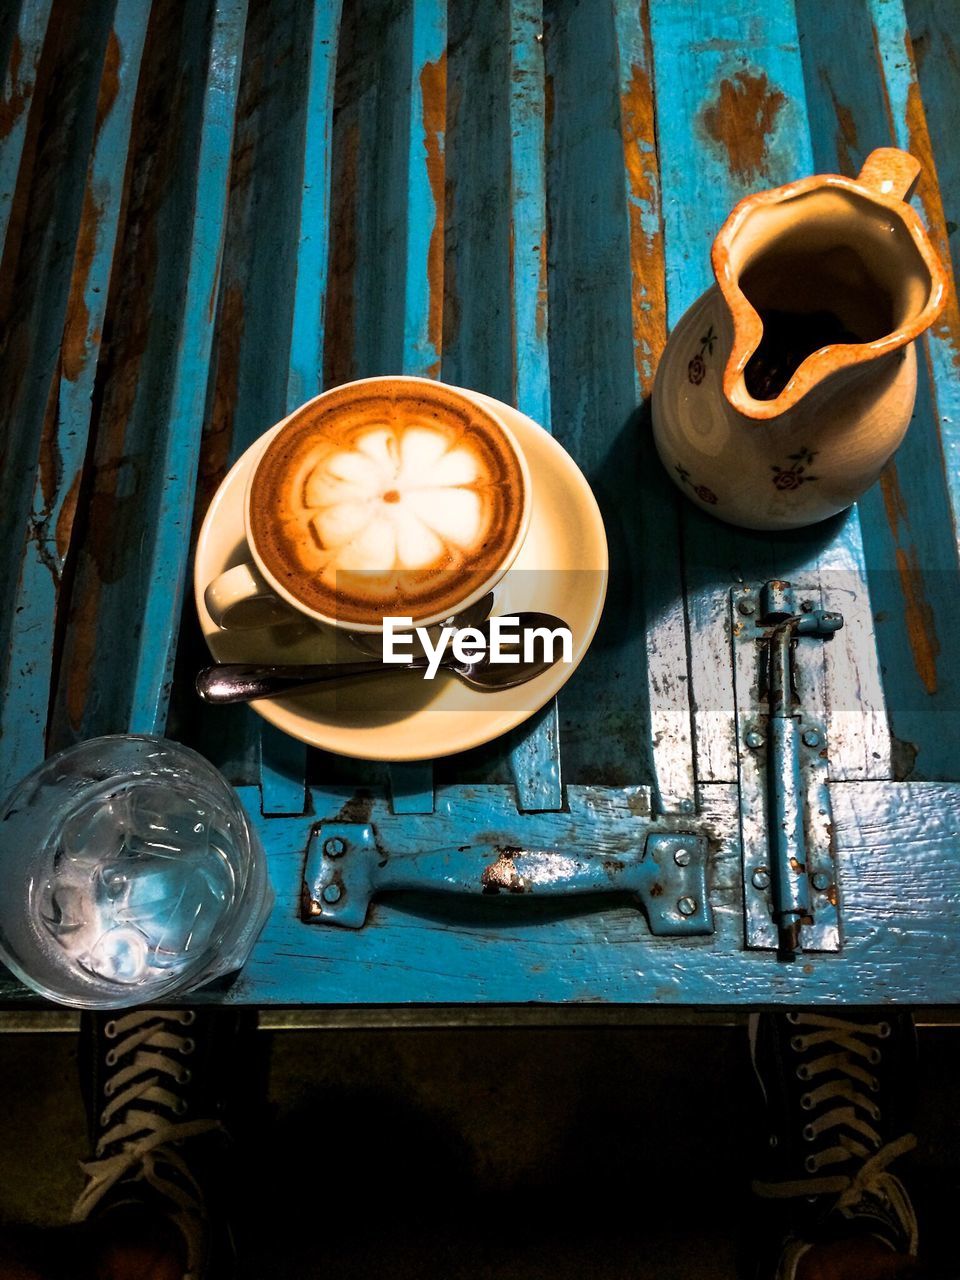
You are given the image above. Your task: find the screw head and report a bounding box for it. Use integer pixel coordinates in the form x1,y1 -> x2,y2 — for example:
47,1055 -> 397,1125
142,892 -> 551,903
745,730 -> 764,749
324,837 -> 346,858
679,798 -> 695,815
738,599 -> 756,616
802,729 -> 822,748
673,847 -> 692,867
322,883 -> 342,904
752,868 -> 771,890
677,896 -> 697,917
811,871 -> 831,892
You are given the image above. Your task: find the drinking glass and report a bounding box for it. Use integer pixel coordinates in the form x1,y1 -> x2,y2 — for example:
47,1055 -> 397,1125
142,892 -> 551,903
0,735 -> 271,1008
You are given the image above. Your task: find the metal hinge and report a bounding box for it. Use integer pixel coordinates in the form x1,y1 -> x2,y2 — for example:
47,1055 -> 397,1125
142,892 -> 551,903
732,581 -> 844,958
301,825 -> 714,936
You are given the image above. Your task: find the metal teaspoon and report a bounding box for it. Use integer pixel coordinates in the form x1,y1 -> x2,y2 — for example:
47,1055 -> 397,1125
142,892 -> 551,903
196,612 -> 571,704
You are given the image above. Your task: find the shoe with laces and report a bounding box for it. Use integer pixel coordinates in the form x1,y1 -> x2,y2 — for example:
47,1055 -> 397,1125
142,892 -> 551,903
72,1007 -> 243,1280
749,1010 -> 919,1280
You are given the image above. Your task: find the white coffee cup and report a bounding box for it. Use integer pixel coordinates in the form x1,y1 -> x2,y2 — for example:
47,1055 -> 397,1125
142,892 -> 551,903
204,376 -> 532,635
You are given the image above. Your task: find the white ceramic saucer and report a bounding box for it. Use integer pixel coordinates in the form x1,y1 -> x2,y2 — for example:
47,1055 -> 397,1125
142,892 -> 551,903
193,388 -> 608,760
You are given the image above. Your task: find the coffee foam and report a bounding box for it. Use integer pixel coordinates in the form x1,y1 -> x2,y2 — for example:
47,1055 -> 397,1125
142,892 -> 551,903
249,385 -> 527,625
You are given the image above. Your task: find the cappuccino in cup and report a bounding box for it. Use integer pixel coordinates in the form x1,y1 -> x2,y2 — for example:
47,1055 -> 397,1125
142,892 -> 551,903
205,377 -> 531,634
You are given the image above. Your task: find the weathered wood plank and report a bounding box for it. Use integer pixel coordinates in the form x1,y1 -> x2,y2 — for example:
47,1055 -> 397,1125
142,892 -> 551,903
882,0 -> 960,557
611,0 -> 694,813
207,0 -> 313,467
258,723 -> 311,817
0,2 -> 149,791
238,779 -> 960,1003
321,0 -> 447,810
370,0 -> 445,813
3,778 -> 960,1005
0,1 -> 117,769
285,0 -> 343,413
443,0 -> 565,805
321,29 -> 358,392
129,0 -> 247,733
542,0 -> 655,790
503,0 -> 562,812
155,781 -> 960,1003
402,0 -> 446,383
185,0 -> 325,788
386,0 -> 446,815
508,0 -> 549,432
795,0 -> 960,781
441,0 -> 512,401
507,700 -> 561,811
0,0 -> 53,261
814,515 -> 893,782
260,0 -> 343,816
872,0 -> 960,779
906,0 -> 960,301
648,0 -> 891,785
344,0 -> 434,380
47,0 -> 246,748
649,0 -> 810,787
390,762 -> 436,815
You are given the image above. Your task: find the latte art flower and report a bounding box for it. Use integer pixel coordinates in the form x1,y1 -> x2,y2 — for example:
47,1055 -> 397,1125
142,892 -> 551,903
249,384 -> 527,625
302,425 -> 485,575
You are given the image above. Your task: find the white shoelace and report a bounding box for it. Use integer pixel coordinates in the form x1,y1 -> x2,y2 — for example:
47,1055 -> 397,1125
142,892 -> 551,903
71,1009 -> 221,1278
753,1012 -> 917,1247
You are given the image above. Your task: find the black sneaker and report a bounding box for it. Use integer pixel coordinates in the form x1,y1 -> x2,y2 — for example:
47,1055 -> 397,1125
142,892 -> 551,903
71,1008 -> 243,1280
749,1010 -> 919,1280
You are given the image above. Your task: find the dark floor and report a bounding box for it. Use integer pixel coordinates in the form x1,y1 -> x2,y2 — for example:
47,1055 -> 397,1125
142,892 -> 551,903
1,1023 -> 959,1278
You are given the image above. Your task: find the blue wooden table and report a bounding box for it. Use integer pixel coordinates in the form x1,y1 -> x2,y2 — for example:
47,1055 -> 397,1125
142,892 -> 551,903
1,0 -> 959,1009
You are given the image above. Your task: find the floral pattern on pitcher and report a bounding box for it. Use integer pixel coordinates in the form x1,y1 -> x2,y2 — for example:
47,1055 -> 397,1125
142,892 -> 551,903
771,447 -> 819,491
675,464 -> 718,505
687,324 -> 717,385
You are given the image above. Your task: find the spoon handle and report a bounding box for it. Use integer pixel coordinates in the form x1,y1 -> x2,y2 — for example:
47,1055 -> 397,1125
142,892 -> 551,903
196,658 -> 430,704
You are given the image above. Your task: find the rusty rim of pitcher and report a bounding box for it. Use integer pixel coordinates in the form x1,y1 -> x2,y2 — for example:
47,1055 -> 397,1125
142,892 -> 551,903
711,159 -> 948,422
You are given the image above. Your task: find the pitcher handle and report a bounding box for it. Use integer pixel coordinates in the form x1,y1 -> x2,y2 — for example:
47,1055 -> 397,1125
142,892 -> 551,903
857,147 -> 921,201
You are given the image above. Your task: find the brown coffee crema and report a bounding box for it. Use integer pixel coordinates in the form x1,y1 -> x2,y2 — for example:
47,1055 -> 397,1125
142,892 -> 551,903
249,384 -> 527,625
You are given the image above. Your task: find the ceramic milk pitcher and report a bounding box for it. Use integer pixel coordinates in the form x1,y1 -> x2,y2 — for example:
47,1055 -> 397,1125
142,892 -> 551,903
652,148 -> 946,530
